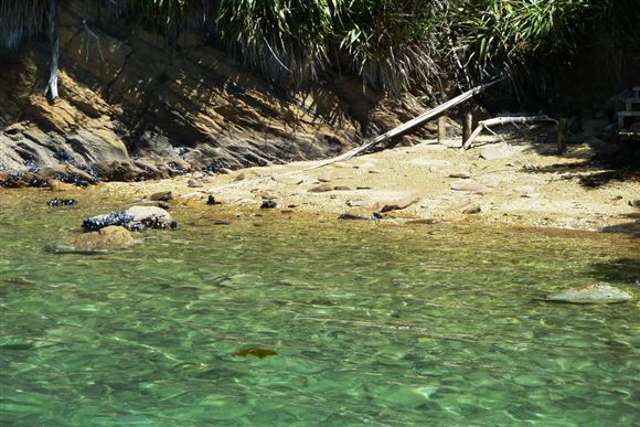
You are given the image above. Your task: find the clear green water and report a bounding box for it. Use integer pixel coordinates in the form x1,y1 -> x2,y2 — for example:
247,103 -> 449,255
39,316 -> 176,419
1,190 -> 640,426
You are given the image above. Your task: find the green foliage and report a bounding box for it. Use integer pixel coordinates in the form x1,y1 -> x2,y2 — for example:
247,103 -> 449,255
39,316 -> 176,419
216,0 -> 335,84
2,0 -> 639,94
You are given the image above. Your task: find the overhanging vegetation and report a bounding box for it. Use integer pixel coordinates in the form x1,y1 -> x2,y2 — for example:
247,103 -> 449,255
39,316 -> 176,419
1,1 -> 639,98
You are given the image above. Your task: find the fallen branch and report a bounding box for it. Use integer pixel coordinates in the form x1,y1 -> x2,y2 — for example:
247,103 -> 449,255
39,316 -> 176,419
304,76 -> 506,171
203,78 -> 507,194
462,115 -> 558,150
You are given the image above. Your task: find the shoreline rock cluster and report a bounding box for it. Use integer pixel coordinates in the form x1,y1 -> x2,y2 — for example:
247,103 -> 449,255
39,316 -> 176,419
46,205 -> 176,254
82,206 -> 176,232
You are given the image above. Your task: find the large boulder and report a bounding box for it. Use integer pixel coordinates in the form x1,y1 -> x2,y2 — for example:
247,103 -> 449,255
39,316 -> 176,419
544,284 -> 632,304
70,226 -> 137,250
82,206 -> 174,232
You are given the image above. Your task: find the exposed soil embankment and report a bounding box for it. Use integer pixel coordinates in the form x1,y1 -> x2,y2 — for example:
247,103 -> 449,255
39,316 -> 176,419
0,1 -> 429,186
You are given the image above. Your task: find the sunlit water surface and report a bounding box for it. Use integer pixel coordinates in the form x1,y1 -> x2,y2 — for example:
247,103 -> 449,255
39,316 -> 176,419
1,189 -> 639,426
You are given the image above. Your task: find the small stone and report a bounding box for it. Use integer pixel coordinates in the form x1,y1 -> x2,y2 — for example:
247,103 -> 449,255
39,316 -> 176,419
356,186 -> 372,190
338,213 -> 369,221
449,171 -> 471,179
47,198 -> 78,208
213,220 -> 231,225
544,284 -> 632,304
150,191 -> 172,201
260,200 -> 278,209
317,174 -> 332,183
308,184 -> 333,193
462,205 -> 481,214
333,185 -> 352,191
207,195 -> 221,205
45,245 -> 109,255
346,200 -> 364,207
379,197 -> 420,213
188,179 -> 204,188
338,212 -> 382,221
450,179 -> 490,194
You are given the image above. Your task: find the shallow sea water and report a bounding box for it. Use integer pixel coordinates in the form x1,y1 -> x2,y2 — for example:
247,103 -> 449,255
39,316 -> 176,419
1,190 -> 639,426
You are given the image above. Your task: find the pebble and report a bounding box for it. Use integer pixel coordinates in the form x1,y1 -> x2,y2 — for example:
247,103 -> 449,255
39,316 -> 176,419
47,198 -> 78,208
207,195 -> 221,205
450,179 -> 490,194
260,200 -> 278,209
150,191 -> 172,201
462,205 -> 482,214
449,171 -> 471,179
308,184 -> 333,193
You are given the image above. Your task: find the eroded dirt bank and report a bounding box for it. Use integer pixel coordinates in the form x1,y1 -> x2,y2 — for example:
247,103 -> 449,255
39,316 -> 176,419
48,135 -> 638,235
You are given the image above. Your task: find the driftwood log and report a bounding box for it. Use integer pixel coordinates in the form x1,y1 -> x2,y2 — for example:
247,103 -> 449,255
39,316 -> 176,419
306,76 -> 506,171
462,115 -> 558,150
205,78 -> 507,193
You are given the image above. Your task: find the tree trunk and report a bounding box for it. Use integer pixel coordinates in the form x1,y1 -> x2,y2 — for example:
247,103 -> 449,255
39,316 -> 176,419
45,0 -> 60,102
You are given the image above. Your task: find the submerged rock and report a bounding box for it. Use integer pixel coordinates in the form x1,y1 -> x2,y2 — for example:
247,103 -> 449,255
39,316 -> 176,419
544,284 -> 632,304
45,245 -> 109,255
47,198 -> 78,208
233,347 -> 278,359
70,226 -> 137,250
338,212 -> 383,221
82,206 -> 174,232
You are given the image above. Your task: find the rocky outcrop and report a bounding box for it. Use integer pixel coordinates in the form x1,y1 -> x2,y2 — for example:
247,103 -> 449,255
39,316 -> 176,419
0,1 -> 431,187
82,206 -> 175,232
